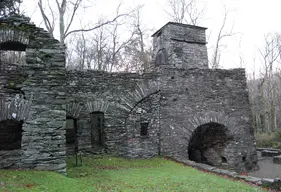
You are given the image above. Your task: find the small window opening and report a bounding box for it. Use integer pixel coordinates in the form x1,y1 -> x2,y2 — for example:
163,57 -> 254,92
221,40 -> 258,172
0,120 -> 23,150
242,156 -> 246,162
140,122 -> 149,136
221,156 -> 227,163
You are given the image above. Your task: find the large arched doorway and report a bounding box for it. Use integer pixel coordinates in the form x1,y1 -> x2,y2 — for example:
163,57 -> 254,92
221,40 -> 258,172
188,122 -> 232,167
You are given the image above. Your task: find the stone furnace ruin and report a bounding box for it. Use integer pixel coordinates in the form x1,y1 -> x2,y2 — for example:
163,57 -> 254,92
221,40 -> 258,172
0,15 -> 258,174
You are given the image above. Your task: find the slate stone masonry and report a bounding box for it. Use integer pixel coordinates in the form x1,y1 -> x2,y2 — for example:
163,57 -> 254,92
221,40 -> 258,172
0,19 -> 258,173
0,15 -> 66,174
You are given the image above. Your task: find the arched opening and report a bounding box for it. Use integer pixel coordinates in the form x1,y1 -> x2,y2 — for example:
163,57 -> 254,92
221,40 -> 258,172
0,120 -> 23,150
90,111 -> 105,147
188,122 -> 232,167
155,48 -> 168,66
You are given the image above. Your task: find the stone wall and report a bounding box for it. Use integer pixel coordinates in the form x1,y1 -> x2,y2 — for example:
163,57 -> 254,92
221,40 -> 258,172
66,70 -> 160,157
0,19 -> 258,173
152,22 -> 208,69
124,93 -> 160,158
65,66 -> 257,171
0,15 -> 66,174
158,66 -> 257,171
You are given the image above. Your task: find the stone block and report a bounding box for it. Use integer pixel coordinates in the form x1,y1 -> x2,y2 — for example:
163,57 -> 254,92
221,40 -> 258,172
273,155 -> 281,165
261,150 -> 281,157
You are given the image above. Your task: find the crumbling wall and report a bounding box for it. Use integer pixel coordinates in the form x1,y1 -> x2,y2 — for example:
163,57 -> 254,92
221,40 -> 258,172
0,19 -> 258,173
0,15 -> 66,173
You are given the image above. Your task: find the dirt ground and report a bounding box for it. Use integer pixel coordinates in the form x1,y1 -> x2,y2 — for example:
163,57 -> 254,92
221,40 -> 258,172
248,152 -> 281,179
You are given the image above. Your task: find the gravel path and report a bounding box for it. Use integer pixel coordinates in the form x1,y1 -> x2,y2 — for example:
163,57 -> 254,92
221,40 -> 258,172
248,152 -> 281,179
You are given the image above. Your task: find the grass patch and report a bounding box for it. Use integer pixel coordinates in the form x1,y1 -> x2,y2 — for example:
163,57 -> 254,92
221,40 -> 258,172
0,155 -> 265,192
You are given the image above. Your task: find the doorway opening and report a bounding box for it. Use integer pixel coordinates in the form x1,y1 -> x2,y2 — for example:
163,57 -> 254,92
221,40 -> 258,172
66,117 -> 77,144
0,120 -> 23,150
90,112 -> 105,147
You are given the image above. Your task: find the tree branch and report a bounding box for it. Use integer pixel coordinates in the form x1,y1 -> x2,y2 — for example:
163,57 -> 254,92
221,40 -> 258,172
65,13 -> 128,38
64,0 -> 81,36
38,0 -> 54,35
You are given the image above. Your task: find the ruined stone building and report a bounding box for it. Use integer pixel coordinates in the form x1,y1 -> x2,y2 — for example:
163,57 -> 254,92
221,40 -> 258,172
0,15 -> 258,174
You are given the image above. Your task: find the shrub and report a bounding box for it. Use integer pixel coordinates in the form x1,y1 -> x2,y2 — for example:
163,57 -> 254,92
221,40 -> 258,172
255,132 -> 281,149
273,129 -> 281,141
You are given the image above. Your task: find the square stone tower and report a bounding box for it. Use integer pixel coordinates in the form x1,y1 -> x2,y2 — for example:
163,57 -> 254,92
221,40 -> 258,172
152,22 -> 208,69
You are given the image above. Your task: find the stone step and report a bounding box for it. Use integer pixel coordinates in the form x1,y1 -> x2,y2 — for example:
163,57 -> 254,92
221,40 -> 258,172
257,148 -> 281,152
261,150 -> 281,157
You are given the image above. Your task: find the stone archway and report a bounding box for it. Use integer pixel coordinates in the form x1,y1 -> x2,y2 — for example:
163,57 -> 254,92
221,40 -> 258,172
188,122 -> 232,167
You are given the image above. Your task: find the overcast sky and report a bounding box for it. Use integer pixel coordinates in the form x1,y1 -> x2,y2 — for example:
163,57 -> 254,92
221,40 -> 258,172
22,0 -> 281,76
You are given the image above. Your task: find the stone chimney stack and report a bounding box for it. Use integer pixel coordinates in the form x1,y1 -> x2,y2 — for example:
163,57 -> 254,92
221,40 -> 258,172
152,22 -> 208,69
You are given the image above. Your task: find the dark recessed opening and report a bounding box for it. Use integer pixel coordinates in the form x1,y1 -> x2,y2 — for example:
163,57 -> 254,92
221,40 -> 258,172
221,156 -> 227,163
242,156 -> 246,162
171,76 -> 174,79
156,31 -> 162,37
0,41 -> 27,51
156,48 -> 168,66
90,112 -> 105,146
188,122 -> 232,167
66,117 -> 77,144
0,120 -> 23,150
140,122 -> 149,136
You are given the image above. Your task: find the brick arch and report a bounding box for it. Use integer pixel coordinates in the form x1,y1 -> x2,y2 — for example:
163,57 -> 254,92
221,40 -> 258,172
0,94 -> 32,122
184,111 -> 244,138
184,112 -> 249,169
85,100 -> 110,114
120,81 -> 159,113
66,102 -> 83,119
0,29 -> 29,50
105,81 -> 159,124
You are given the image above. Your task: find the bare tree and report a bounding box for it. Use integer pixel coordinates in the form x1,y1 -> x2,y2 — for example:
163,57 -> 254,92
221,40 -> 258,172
165,0 -> 204,25
123,8 -> 152,72
249,33 -> 281,133
258,33 -> 281,132
94,25 -> 108,71
209,8 -> 237,69
38,0 -> 131,44
107,15 -> 135,72
68,24 -> 108,71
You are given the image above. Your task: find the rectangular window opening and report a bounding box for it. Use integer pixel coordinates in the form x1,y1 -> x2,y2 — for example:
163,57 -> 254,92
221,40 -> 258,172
140,122 -> 149,136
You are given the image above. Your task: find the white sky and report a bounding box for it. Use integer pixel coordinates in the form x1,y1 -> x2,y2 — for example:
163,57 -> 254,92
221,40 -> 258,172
21,0 -> 281,76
